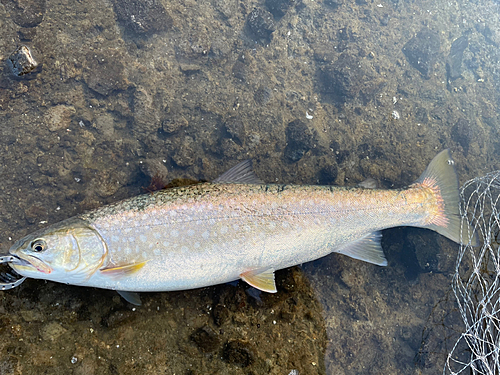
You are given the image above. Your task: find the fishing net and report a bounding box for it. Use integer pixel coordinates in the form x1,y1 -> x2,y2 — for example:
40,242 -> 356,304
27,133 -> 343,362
446,171 -> 500,374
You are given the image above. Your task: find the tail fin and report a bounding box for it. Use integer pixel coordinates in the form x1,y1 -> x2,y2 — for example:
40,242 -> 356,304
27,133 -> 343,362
415,149 -> 479,246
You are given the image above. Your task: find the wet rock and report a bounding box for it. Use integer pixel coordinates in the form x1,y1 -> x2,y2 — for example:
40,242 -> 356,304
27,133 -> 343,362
212,304 -> 230,326
475,23 -> 500,47
320,52 -> 384,104
265,0 -> 295,19
284,119 -> 314,162
139,158 -> 169,184
231,61 -> 247,82
91,169 -> 126,198
318,164 -> 338,185
415,106 -> 429,124
402,28 -> 441,78
190,326 -> 221,353
224,117 -> 246,144
44,105 -> 75,132
409,232 -> 439,273
446,36 -> 468,81
336,26 -> 354,52
111,0 -> 172,34
222,340 -> 255,367
84,51 -> 128,96
246,8 -> 275,43
18,27 -> 37,41
40,322 -> 67,341
210,37 -> 232,59
162,115 -> 188,134
172,136 -> 196,167
220,138 -> 242,158
254,86 -> 272,105
451,118 -> 473,155
7,45 -> 40,77
133,87 -> 160,134
1,0 -> 46,27
379,13 -> 390,26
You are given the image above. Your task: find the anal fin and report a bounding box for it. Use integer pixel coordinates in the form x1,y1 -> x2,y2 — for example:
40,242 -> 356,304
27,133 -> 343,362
335,232 -> 388,266
240,268 -> 277,293
117,291 -> 142,306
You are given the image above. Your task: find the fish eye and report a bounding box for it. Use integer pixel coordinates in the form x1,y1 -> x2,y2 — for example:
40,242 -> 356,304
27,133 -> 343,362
31,239 -> 47,252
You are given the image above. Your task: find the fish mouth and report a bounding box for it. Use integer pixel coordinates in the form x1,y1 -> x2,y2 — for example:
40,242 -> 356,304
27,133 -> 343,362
8,253 -> 52,274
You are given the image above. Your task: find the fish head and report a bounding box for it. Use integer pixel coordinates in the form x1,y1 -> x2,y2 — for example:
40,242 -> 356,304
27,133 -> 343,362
8,218 -> 107,284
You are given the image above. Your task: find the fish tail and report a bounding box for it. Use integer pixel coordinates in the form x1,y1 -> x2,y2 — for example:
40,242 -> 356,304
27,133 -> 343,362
414,149 -> 478,246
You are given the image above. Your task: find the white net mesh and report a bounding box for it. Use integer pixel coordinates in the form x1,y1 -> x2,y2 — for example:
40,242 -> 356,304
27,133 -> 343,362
446,171 -> 500,374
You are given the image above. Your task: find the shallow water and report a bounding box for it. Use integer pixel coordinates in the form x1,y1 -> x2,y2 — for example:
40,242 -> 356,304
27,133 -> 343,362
1,0 -> 500,374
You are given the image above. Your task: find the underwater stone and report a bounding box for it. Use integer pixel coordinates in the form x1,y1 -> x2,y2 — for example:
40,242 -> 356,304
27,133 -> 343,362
7,45 -> 39,77
222,340 -> 255,367
265,0 -> 295,19
284,119 -> 314,163
172,136 -> 196,168
320,52 -> 384,104
132,87 -> 160,134
254,86 -> 272,105
190,326 -> 221,353
162,116 -> 188,134
84,51 -> 128,96
1,0 -> 46,27
451,118 -> 473,155
224,117 -> 246,144
112,0 -> 172,34
446,36 -> 468,80
246,8 -> 275,43
402,28 -> 440,78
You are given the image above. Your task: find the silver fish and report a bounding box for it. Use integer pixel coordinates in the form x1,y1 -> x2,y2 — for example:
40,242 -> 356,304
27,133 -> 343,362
3,150 -> 477,304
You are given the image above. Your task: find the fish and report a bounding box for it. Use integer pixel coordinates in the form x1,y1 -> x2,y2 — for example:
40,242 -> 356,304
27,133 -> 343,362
2,149 -> 478,305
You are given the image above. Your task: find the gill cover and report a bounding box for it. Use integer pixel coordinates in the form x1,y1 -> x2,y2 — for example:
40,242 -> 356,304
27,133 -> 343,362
9,218 -> 107,284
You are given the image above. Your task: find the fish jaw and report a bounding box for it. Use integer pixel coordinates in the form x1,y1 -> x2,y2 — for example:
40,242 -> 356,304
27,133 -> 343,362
12,253 -> 52,274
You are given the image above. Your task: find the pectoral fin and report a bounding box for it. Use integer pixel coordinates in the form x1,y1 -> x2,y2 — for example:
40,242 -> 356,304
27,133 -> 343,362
100,261 -> 148,278
240,268 -> 277,293
335,232 -> 388,266
117,291 -> 142,306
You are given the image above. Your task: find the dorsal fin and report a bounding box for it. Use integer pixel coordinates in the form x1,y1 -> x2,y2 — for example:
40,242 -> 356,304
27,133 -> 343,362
213,160 -> 263,184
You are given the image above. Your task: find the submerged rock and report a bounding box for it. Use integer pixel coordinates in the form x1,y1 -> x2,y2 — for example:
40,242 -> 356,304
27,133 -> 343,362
446,35 -> 468,81
320,51 -> 385,104
84,51 -> 128,96
1,0 -> 46,27
246,8 -> 275,43
284,119 -> 314,162
451,118 -> 473,155
222,340 -> 255,367
265,0 -> 295,19
111,0 -> 172,35
402,28 -> 441,78
7,45 -> 40,77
